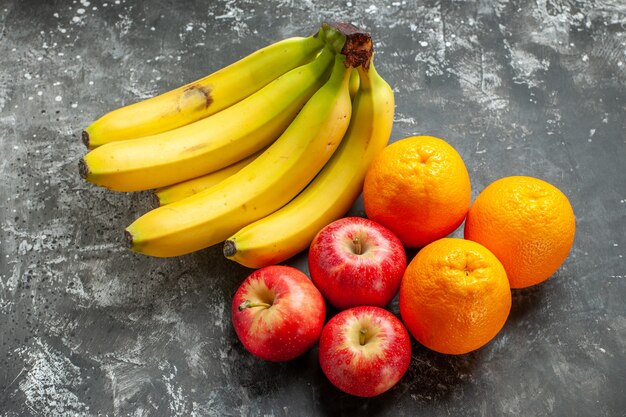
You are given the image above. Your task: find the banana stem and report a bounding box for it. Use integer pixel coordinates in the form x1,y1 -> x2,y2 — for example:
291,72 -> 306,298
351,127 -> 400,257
356,60 -> 374,89
320,22 -> 373,68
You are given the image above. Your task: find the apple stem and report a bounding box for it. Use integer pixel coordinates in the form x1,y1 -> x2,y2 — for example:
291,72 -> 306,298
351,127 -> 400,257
353,236 -> 362,255
238,300 -> 271,311
359,328 -> 367,345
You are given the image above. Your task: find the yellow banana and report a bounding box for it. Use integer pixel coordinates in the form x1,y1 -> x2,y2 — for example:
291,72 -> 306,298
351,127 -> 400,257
152,148 -> 264,206
125,54 -> 353,257
83,35 -> 324,148
349,68 -> 360,99
223,58 -> 394,268
79,48 -> 334,192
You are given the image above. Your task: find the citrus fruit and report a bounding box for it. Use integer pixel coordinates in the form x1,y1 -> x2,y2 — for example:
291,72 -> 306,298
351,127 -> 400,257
399,238 -> 511,355
464,176 -> 575,289
363,135 -> 471,248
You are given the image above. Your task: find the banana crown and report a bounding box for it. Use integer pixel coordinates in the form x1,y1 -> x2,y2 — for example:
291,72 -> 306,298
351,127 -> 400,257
320,22 -> 373,69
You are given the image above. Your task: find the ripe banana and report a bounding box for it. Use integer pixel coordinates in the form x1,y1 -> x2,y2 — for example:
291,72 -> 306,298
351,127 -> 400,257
79,48 -> 334,192
349,69 -> 360,99
83,35 -> 324,148
125,54 -> 353,257
223,58 -> 394,268
153,148 -> 264,206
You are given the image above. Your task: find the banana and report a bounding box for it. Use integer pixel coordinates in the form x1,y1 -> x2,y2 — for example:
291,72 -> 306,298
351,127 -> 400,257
153,148 -> 264,206
223,58 -> 394,268
83,35 -> 324,148
125,54 -> 353,257
79,48 -> 334,192
349,68 -> 360,99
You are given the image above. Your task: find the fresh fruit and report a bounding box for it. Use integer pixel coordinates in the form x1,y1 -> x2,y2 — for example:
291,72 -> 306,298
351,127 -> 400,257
363,135 -> 471,248
232,265 -> 325,362
153,148 -> 265,206
348,68 -> 360,99
79,22 -> 380,259
79,48 -> 335,192
318,306 -> 411,397
125,53 -> 353,257
399,238 -> 511,355
464,176 -> 576,288
224,58 -> 394,268
307,217 -> 406,310
83,35 -> 324,148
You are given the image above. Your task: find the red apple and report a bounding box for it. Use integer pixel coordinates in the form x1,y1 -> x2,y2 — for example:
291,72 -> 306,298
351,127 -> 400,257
318,306 -> 411,397
308,217 -> 406,310
232,265 -> 326,362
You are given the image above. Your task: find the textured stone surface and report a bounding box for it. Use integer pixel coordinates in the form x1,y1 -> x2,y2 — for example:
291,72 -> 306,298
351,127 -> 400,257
1,0 -> 625,416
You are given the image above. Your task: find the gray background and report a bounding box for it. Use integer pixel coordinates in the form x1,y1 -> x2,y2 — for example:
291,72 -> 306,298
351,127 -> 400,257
1,0 -> 625,416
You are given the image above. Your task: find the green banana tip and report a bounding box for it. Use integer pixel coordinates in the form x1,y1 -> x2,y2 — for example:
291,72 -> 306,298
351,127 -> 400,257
223,240 -> 237,258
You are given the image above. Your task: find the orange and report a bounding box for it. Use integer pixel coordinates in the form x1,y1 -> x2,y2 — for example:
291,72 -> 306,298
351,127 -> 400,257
399,238 -> 511,355
363,135 -> 470,248
464,176 -> 575,289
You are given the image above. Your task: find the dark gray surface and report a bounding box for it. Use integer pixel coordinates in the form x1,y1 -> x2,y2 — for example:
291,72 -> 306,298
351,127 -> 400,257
1,0 -> 625,416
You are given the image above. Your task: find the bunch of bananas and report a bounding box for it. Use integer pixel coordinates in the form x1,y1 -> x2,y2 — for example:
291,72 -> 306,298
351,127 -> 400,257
79,22 -> 394,268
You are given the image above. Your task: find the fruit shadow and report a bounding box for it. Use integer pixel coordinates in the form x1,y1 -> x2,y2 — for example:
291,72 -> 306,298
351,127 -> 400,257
315,341 -> 484,416
229,340 -> 322,402
507,284 -> 547,324
315,298 -> 482,414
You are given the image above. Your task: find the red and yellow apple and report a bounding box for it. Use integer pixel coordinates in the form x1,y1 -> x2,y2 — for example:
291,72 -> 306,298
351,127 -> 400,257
308,217 -> 406,309
318,306 -> 411,397
232,265 -> 325,362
